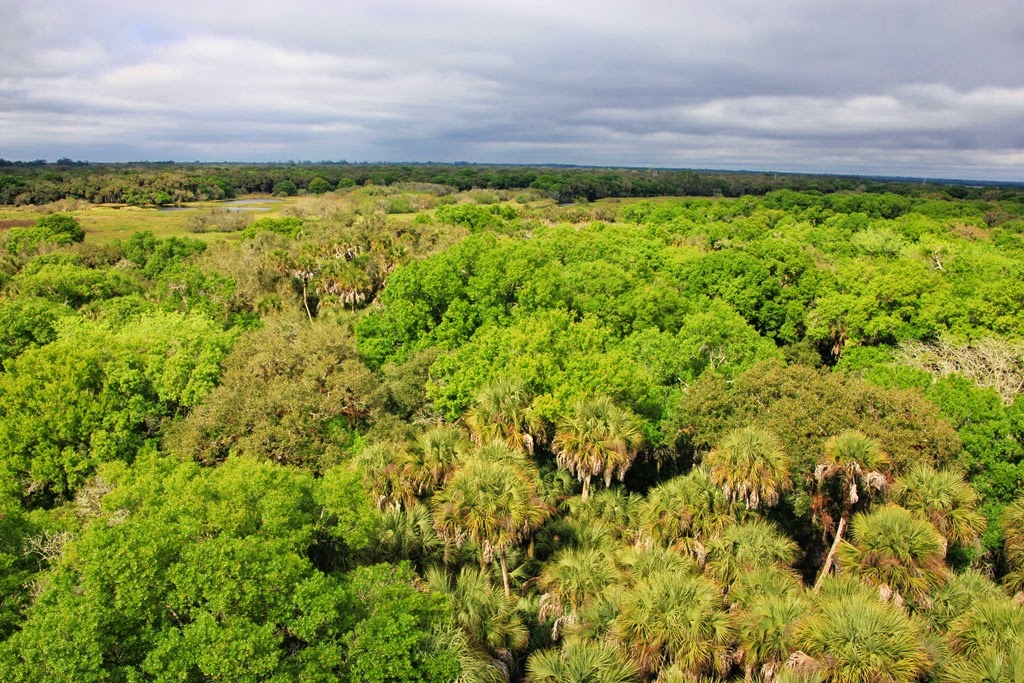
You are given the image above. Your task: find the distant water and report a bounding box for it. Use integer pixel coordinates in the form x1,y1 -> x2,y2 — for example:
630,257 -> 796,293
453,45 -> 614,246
158,198 -> 285,212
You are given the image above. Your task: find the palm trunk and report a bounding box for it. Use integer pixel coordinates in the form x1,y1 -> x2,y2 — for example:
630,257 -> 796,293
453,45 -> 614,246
499,551 -> 511,599
301,280 -> 314,323
814,509 -> 849,591
582,475 -> 591,501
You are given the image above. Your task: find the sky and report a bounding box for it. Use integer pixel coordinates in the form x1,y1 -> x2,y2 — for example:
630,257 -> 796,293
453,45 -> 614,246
1,1 -> 1023,180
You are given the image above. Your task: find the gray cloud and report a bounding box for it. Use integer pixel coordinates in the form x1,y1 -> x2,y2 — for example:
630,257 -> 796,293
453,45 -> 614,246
1,0 -> 1022,179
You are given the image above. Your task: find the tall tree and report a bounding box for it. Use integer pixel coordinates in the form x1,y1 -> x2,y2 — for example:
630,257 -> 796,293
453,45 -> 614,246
610,570 -> 734,678
835,505 -> 947,607
553,396 -> 643,500
704,425 -> 792,511
432,455 -> 550,598
464,376 -> 543,455
1002,496 -> 1024,593
795,597 -> 930,683
526,638 -> 640,683
892,465 -> 985,550
813,430 -> 890,590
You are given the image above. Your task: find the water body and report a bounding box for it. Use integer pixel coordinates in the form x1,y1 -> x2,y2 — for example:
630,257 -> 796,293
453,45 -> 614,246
159,198 -> 285,212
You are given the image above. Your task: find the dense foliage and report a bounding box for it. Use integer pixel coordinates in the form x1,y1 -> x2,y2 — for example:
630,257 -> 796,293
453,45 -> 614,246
1,169 -> 1024,681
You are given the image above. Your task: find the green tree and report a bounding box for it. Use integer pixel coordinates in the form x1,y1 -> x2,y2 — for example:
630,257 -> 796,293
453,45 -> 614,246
1002,496 -> 1024,592
432,455 -> 550,597
610,570 -> 734,678
464,376 -> 544,455
308,177 -> 334,194
704,425 -> 792,511
836,505 -> 947,607
526,638 -> 640,683
892,465 -> 985,550
425,565 -> 528,670
813,430 -> 890,589
795,597 -> 930,683
0,312 -> 234,506
553,396 -> 643,500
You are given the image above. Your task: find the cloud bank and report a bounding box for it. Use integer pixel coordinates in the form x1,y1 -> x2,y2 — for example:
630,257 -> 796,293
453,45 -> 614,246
1,1 -> 1022,179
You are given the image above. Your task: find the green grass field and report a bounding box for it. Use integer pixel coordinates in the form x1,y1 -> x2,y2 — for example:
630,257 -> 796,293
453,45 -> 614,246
0,197 -> 298,243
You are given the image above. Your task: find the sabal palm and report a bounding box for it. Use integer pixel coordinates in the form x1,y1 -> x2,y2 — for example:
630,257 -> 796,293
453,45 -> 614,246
834,504 -> 946,607
737,591 -> 808,682
925,568 -> 1004,629
526,638 -> 640,683
464,376 -> 544,455
705,425 -> 792,510
538,546 -> 621,628
941,648 -> 1024,683
405,425 -> 469,495
355,442 -> 408,511
893,464 -> 985,549
432,455 -> 550,597
704,519 -> 799,585
614,546 -> 699,589
425,565 -> 529,662
432,626 -> 507,683
610,570 -> 734,678
813,429 -> 890,589
636,467 -> 730,560
373,503 -> 443,567
553,396 -> 643,500
728,565 -> 804,611
565,489 -> 643,544
1003,497 -> 1024,592
795,596 -> 930,683
945,596 -> 1024,661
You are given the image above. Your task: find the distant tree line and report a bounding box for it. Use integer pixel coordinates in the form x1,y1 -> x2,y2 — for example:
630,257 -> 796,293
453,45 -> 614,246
2,161 -> 1023,206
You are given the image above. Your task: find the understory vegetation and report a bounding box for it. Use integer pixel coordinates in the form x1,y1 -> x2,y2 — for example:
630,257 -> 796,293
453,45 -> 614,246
1,167 -> 1024,682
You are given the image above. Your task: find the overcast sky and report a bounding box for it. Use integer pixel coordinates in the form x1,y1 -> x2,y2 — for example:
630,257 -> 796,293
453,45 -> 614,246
2,1 -> 1023,179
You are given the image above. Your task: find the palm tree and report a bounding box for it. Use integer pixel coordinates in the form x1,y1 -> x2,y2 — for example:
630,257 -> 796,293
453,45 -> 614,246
614,546 -> 699,589
432,455 -> 550,598
704,519 -> 799,585
403,425 -> 470,496
925,568 -> 1004,630
1002,496 -> 1024,593
565,489 -> 643,544
794,596 -> 930,683
728,565 -> 804,612
892,465 -> 985,550
736,591 -> 808,682
538,547 -> 621,636
812,430 -> 890,590
431,626 -> 507,683
526,638 -> 640,683
945,596 -> 1024,662
314,258 -> 372,312
426,565 -> 529,667
705,425 -> 792,511
940,648 -> 1024,683
636,467 -> 730,561
835,504 -> 946,607
355,442 -> 408,511
464,376 -> 544,455
553,396 -> 643,501
610,570 -> 734,678
373,503 -> 443,568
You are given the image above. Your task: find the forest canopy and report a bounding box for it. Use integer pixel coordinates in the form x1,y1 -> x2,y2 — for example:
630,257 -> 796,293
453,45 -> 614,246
1,165 -> 1023,681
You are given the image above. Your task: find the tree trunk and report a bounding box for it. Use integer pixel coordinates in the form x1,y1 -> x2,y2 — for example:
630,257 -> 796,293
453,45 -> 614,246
582,475 -> 591,501
499,551 -> 511,599
813,509 -> 849,591
301,280 -> 314,323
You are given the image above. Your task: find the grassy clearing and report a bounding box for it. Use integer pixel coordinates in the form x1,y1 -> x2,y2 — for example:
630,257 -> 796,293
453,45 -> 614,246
0,197 -> 300,243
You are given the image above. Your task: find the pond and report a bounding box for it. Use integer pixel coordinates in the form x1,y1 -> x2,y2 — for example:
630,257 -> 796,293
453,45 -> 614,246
158,198 -> 285,212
